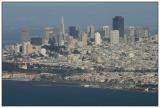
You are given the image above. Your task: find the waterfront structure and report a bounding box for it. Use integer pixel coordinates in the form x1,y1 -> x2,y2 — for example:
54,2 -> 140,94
21,28 -> 30,42
101,26 -> 110,39
110,30 -> 119,45
43,27 -> 54,45
81,32 -> 88,48
113,16 -> 124,40
95,32 -> 102,45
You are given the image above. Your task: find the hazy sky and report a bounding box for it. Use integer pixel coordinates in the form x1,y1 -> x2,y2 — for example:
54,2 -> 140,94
2,2 -> 158,31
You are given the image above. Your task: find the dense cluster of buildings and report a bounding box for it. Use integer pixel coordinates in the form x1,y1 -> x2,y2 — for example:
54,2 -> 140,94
2,16 -> 158,80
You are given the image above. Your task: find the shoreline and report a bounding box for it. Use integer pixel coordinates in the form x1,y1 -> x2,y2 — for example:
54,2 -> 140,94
2,78 -> 158,94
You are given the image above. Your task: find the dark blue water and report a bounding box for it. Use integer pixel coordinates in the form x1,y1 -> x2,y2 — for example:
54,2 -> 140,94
2,80 -> 158,106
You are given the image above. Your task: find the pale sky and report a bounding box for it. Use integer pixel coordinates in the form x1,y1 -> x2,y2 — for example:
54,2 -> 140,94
2,2 -> 158,32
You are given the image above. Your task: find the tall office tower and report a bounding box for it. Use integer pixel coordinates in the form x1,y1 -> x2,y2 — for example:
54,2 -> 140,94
43,27 -> 54,45
128,26 -> 136,43
110,30 -> 119,45
143,27 -> 149,42
69,26 -> 79,39
101,26 -> 110,39
60,16 -> 65,35
113,16 -> 124,40
95,32 -> 102,45
58,16 -> 65,45
81,32 -> 88,48
58,32 -> 65,46
76,25 -> 81,39
87,25 -> 96,39
135,27 -> 149,43
21,28 -> 30,42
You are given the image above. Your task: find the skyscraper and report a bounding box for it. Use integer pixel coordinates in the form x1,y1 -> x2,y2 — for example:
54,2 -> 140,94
60,16 -> 65,35
58,16 -> 65,46
81,32 -> 88,48
87,25 -> 95,39
135,27 -> 149,43
22,41 -> 33,55
95,32 -> 102,45
110,30 -> 119,45
101,26 -> 110,39
113,16 -> 124,39
69,26 -> 79,39
128,26 -> 136,43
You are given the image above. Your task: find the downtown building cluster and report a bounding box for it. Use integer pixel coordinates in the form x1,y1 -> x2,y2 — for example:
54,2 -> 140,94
2,16 -> 158,92
3,16 -> 158,71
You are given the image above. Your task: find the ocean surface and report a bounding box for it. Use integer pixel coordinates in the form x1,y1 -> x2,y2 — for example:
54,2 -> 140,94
2,80 -> 158,106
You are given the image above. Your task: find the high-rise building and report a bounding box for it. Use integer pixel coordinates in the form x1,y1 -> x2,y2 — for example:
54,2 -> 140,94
22,41 -> 33,55
101,26 -> 110,39
22,42 -> 27,55
21,28 -> 30,42
128,26 -> 136,43
15,43 -> 22,53
95,32 -> 102,45
113,16 -> 124,39
110,30 -> 119,45
135,27 -> 149,42
69,26 -> 79,39
60,16 -> 65,35
87,25 -> 95,39
81,32 -> 88,48
58,32 -> 65,46
58,16 -> 66,46
76,25 -> 81,39
43,27 -> 54,45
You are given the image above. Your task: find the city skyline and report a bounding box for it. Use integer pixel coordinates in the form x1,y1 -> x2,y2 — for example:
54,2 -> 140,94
2,2 -> 158,106
2,2 -> 158,32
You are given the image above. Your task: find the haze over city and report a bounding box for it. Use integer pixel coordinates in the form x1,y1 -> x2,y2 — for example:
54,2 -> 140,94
2,2 -> 158,106
2,2 -> 158,32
